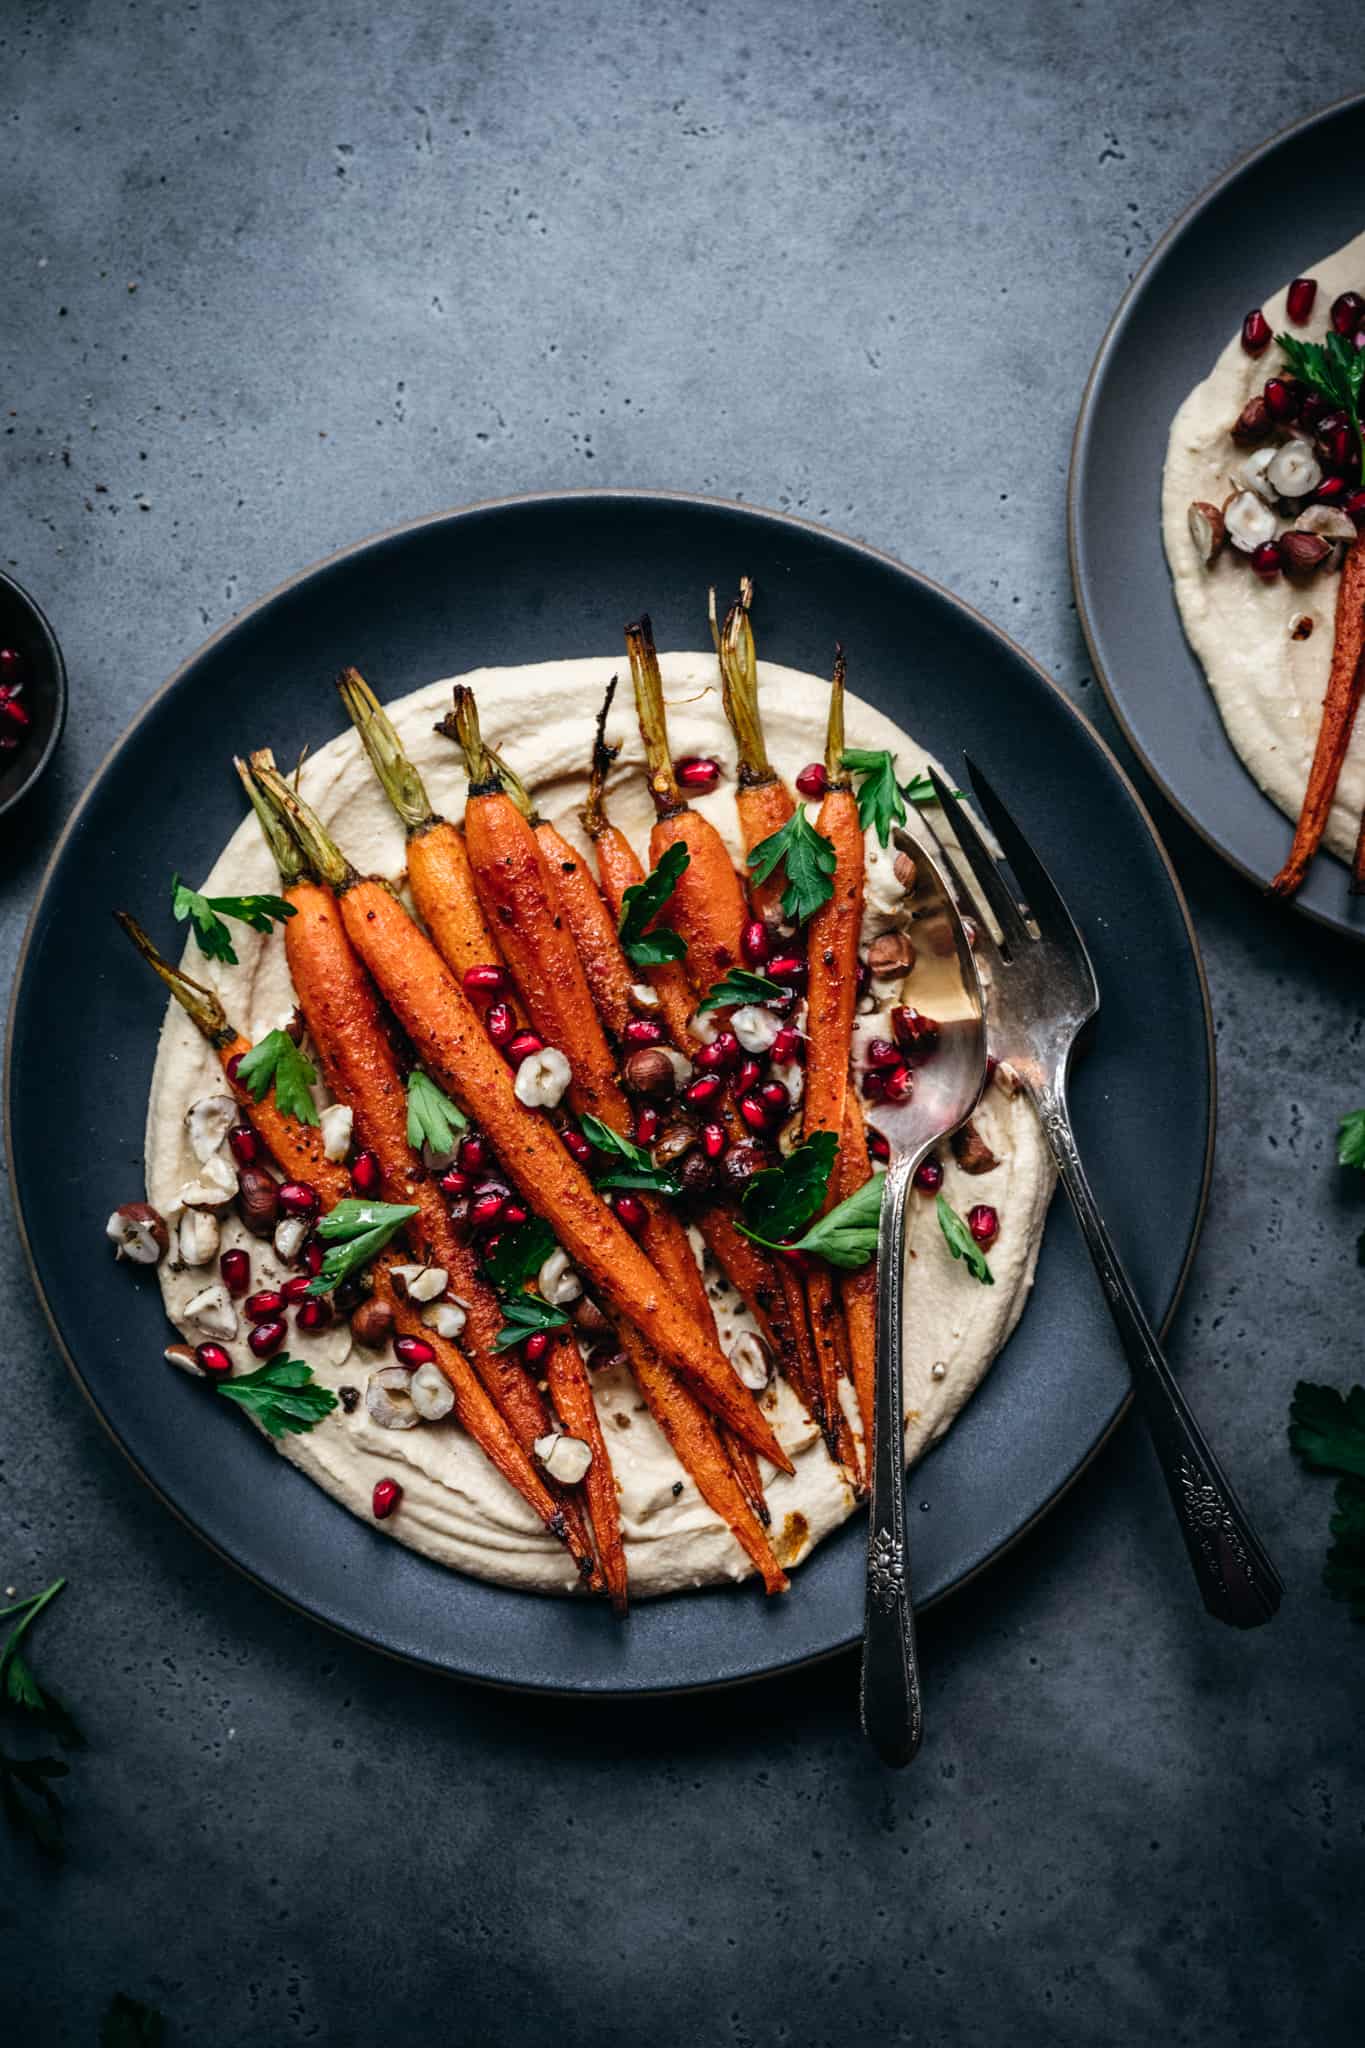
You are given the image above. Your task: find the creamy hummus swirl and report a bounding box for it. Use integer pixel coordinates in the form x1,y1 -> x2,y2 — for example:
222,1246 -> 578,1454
146,654 -> 1054,1598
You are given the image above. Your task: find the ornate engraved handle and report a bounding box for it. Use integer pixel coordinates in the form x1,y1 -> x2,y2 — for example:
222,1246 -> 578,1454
860,1155 -> 925,1764
1036,1080 -> 1281,1628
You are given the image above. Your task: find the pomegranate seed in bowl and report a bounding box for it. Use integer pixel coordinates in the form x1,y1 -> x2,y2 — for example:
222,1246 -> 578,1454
523,1330 -> 551,1365
296,1297 -> 332,1333
865,1124 -> 891,1164
1286,276 -> 1317,324
738,1092 -> 770,1131
740,918 -> 770,966
560,1126 -> 593,1166
1250,540 -> 1282,581
505,1030 -> 544,1068
611,1192 -> 647,1234
683,1073 -> 723,1108
276,1181 -> 319,1218
767,954 -> 807,988
458,1133 -> 489,1176
351,1149 -> 381,1195
194,1342 -> 233,1379
281,1273 -> 312,1303
881,1065 -> 914,1105
438,1166 -> 471,1198
462,963 -> 508,999
700,1121 -> 726,1160
622,1016 -> 664,1048
674,755 -> 721,792
227,1124 -> 259,1167
372,1477 -> 402,1519
500,1201 -> 529,1227
220,1247 -> 251,1296
1330,290 -> 1365,336
913,1156 -> 943,1193
634,1102 -> 661,1146
485,1001 -> 515,1047
245,1288 -> 286,1323
247,1318 -> 288,1359
794,762 -> 828,798
1240,308 -> 1271,355
968,1204 -> 999,1248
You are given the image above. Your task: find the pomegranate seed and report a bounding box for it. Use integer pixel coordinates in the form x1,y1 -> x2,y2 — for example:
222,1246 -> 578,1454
861,1068 -> 888,1101
738,1092 -> 769,1131
248,1318 -> 288,1359
1286,276 -> 1317,324
281,1273 -> 312,1302
855,958 -> 871,999
300,1238 -> 324,1277
220,1247 -> 251,1296
1319,421 -> 1354,473
296,1296 -> 332,1332
684,1073 -> 724,1108
561,1126 -> 593,1166
891,1007 -> 941,1062
775,1245 -> 809,1271
694,1038 -> 733,1072
1330,290 -> 1365,336
485,1000 -> 515,1048
674,754 -> 721,792
523,1329 -> 552,1364
438,1166 -> 471,1198
622,1016 -> 665,1047
351,1149 -> 381,1195
0,647 -> 22,686
968,1204 -> 999,1248
771,1024 -> 804,1064
1240,308 -> 1271,355
881,1065 -> 915,1105
735,1057 -> 762,1094
373,1477 -> 402,1520
458,1134 -> 489,1175
914,1157 -> 943,1193
0,695 -> 32,735
506,1030 -> 544,1067
225,1051 -> 245,1085
865,1124 -> 891,1164
394,1334 -> 436,1367
864,1038 -> 902,1069
740,918 -> 771,966
245,1288 -> 286,1323
634,1102 -> 661,1146
463,963 -> 508,999
767,954 -> 807,988
1345,489 -> 1365,528
1299,391 -> 1327,432
470,1189 -> 507,1228
794,761 -> 828,799
759,1079 -> 789,1114
767,991 -> 796,1017
1250,540 -> 1281,581
500,1201 -> 529,1227
700,1121 -> 727,1160
194,1342 -> 233,1379
227,1124 -> 259,1167
1316,475 -> 1349,504
1263,376 -> 1298,423
611,1192 -> 647,1234
481,1232 -> 501,1260
276,1181 -> 319,1217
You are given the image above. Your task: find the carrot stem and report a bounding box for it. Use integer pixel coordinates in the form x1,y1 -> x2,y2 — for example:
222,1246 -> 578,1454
713,576 -> 772,785
625,615 -> 683,817
336,668 -> 436,833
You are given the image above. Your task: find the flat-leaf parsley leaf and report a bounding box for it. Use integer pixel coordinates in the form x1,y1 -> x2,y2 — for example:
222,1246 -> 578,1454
172,873 -> 295,965
234,1028 -> 320,1127
936,1194 -> 994,1285
747,810 -> 836,923
307,1198 -> 419,1296
406,1070 -> 467,1154
217,1356 -> 339,1437
618,842 -> 690,966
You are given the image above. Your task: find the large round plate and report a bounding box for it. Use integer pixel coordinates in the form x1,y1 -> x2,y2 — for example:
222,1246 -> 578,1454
1070,93 -> 1365,941
7,493 -> 1212,1694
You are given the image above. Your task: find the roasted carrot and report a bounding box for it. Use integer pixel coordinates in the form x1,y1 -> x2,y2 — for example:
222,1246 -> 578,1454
544,1328 -> 629,1613
835,1089 -> 876,1470
239,756 -> 602,1577
712,577 -> 796,929
1272,533 -> 1365,897
116,912 -> 595,1575
251,761 -> 791,1471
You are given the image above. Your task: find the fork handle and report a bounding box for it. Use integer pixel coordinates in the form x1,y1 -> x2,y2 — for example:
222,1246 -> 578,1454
1036,1080 -> 1281,1628
860,1153 -> 925,1766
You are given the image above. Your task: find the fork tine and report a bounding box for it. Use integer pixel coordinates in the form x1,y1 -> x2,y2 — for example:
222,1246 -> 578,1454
962,757 -> 1090,961
925,766 -> 1033,955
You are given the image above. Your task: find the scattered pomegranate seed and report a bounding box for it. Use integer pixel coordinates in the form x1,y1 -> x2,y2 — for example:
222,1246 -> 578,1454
245,1288 -> 286,1323
968,1204 -> 999,1248
794,762 -> 828,799
227,1124 -> 259,1167
1240,308 -> 1271,355
351,1149 -> 381,1195
1263,376 -> 1298,423
470,1188 -> 508,1228
220,1247 -> 251,1296
438,1166 -> 471,1198
500,1200 -> 529,1227
734,1057 -> 762,1094
864,1038 -> 902,1069
881,1065 -> 915,1105
373,1477 -> 402,1519
505,1029 -> 544,1067
1319,420 -> 1354,472
634,1102 -> 661,1146
694,1038 -> 733,1072
248,1318 -> 288,1359
861,1068 -> 887,1101
1286,276 -> 1317,324
738,1092 -> 770,1131
194,1342 -> 233,1379
560,1126 -> 593,1166
611,1192 -> 647,1234
1316,475 -> 1349,504
1251,540 -> 1282,581
523,1329 -> 552,1364
300,1238 -> 324,1277
463,963 -> 508,998
485,1001 -> 515,1048
622,1016 -> 665,1047
674,755 -> 721,792
394,1334 -> 436,1368
276,1181 -> 319,1217
1330,290 -> 1365,336
700,1121 -> 727,1160
296,1296 -> 332,1332
481,1231 -> 501,1260
0,648 -> 22,686
1345,489 -> 1365,528
684,1073 -> 724,1108
865,1124 -> 891,1164
225,1051 -> 245,1085
0,695 -> 32,736
281,1273 -> 312,1303
758,1079 -> 789,1114
771,1024 -> 804,1064
458,1134 -> 489,1176
740,918 -> 770,966
891,1007 -> 941,1063
775,1244 -> 809,1271
767,954 -> 807,988
914,1157 -> 943,1193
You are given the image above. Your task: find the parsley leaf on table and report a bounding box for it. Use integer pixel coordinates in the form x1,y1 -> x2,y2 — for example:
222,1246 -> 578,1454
172,873 -> 295,965
579,1113 -> 682,1196
307,1198 -> 419,1297
739,1132 -> 838,1246
1337,1107 -> 1365,1171
747,809 -> 837,923
234,1027 -> 320,1127
617,842 -> 690,966
1289,1381 -> 1365,1621
0,1576 -> 82,1859
936,1194 -> 994,1285
406,1070 -> 467,1154
483,1218 -> 558,1296
217,1356 -> 339,1437
492,1292 -> 570,1351
1276,330 -> 1365,468
697,966 -> 785,1012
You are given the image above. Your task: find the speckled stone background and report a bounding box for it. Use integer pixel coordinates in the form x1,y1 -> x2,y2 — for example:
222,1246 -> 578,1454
2,3 -> 1361,2041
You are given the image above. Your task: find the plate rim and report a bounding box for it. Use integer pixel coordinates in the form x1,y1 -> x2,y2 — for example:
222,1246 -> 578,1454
5,487 -> 1217,1695
1068,88 -> 1365,942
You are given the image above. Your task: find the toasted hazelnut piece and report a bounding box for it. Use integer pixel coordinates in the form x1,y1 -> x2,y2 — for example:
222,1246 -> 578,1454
106,1202 -> 169,1265
1223,489 -> 1277,554
184,1282 -> 238,1340
688,1008 -> 721,1045
273,1215 -> 310,1262
771,1060 -> 804,1106
892,851 -> 917,892
1279,530 -> 1333,577
1230,394 -> 1271,444
176,1207 -> 221,1267
867,929 -> 917,977
1235,446 -> 1278,503
178,1150 -> 238,1210
731,1004 -> 782,1054
185,1093 -> 238,1163
676,1150 -> 716,1195
533,1431 -> 593,1484
349,1297 -> 395,1348
573,1293 -> 613,1336
513,1046 -> 573,1109
950,1121 -> 999,1175
777,1111 -> 804,1157
390,1262 -> 448,1304
628,981 -> 661,1012
366,1366 -> 419,1429
537,1248 -> 582,1307
1289,612 -> 1315,642
410,1360 -> 455,1421
236,1166 -> 280,1239
623,1046 -> 678,1100
1267,438 -> 1322,499
319,1102 -> 354,1162
728,1331 -> 772,1392
1187,500 -> 1226,567
422,1299 -> 468,1341
1295,504 -> 1357,543
653,1118 -> 698,1166
163,1342 -> 204,1377
992,1058 -> 1024,1099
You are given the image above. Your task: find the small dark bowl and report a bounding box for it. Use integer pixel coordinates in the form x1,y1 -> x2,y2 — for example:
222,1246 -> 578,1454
0,570 -> 67,820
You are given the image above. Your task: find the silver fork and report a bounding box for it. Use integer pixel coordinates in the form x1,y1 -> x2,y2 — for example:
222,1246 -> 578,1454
861,826 -> 989,1766
926,761 -> 1282,1629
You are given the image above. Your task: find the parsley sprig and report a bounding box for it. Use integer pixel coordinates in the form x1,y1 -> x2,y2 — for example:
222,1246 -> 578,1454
739,1134 -> 886,1267
1276,329 -> 1365,469
217,1355 -> 339,1436
492,1293 -> 570,1351
235,1028 -> 320,1127
841,751 -> 962,846
172,873 -> 295,965
1,1576 -> 83,1858
406,1070 -> 467,1154
1337,1107 -> 1365,1172
697,966 -> 785,1012
307,1198 -> 419,1297
580,1113 -> 682,1196
481,1218 -> 570,1351
1289,1381 -> 1365,1621
937,1194 -> 994,1285
618,842 -> 690,966
747,809 -> 837,923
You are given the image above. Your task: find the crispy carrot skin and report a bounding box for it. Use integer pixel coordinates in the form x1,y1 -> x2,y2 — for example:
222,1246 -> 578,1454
331,878 -> 790,1469
1272,532 -> 1365,897
650,811 -> 749,991
535,819 -> 637,1040
737,777 -> 796,925
545,1331 -> 628,1612
220,1028 -> 353,1203
590,820 -> 700,1050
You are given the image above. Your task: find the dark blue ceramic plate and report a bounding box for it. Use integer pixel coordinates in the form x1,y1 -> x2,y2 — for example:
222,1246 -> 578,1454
6,493 -> 1213,1694
1071,92 -> 1365,943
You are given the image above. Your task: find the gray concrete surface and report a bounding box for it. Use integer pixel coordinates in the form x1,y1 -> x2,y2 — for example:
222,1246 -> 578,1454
2,3 -> 1361,2041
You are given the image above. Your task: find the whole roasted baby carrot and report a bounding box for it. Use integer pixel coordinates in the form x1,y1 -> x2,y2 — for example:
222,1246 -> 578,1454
712,578 -> 796,930
835,1088 -> 876,1475
1272,532 -> 1365,897
543,1328 -> 629,1614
